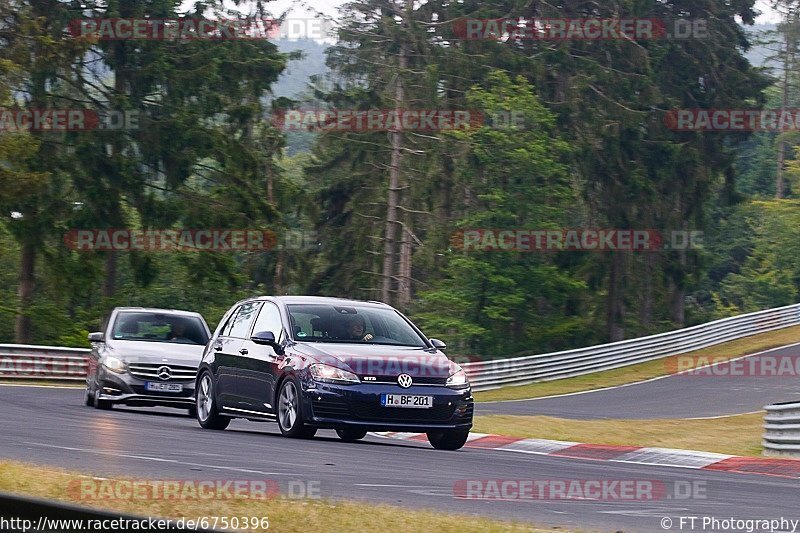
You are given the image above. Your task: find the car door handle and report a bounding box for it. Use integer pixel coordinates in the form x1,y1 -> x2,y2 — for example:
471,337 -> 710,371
214,343 -> 223,351
239,348 -> 249,355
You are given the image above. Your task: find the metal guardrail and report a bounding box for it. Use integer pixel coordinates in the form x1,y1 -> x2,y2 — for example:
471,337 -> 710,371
0,491 -> 221,532
1,303 -> 799,389
763,401 -> 800,458
462,303 -> 800,391
0,343 -> 90,380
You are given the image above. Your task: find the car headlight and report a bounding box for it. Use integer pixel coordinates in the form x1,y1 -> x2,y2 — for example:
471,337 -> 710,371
446,367 -> 469,389
309,363 -> 360,384
102,356 -> 126,374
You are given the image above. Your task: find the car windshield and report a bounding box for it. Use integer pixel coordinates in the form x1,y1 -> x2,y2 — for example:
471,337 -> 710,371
287,304 -> 427,347
111,312 -> 209,345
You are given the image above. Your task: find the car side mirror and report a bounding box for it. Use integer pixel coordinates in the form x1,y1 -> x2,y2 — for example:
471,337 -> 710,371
88,332 -> 105,342
429,338 -> 447,350
250,331 -> 284,355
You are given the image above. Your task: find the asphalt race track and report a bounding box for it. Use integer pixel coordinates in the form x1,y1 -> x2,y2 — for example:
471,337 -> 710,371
1,386 -> 798,532
478,343 -> 800,419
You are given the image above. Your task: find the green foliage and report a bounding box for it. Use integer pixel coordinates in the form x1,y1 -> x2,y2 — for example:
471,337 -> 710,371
413,72 -> 589,356
0,0 -> 794,363
711,200 -> 800,313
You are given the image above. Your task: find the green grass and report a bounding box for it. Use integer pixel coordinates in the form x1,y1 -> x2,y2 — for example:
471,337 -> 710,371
474,325 -> 800,402
0,460 -> 568,533
473,412 -> 765,456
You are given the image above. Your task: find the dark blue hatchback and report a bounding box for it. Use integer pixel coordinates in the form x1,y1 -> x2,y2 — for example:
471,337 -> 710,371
196,296 -> 473,450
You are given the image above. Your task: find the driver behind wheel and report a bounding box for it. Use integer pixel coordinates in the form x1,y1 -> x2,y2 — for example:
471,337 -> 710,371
346,314 -> 373,341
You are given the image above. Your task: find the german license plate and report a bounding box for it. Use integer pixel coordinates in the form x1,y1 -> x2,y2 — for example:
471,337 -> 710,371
145,382 -> 183,393
381,394 -> 433,408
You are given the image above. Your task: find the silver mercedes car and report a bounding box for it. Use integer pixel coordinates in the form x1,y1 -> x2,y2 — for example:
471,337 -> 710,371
84,307 -> 211,414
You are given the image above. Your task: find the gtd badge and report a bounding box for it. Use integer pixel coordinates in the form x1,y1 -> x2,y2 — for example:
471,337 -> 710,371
397,374 -> 413,389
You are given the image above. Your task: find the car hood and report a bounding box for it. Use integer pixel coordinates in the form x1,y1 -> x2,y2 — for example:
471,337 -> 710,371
293,343 -> 452,378
105,340 -> 205,364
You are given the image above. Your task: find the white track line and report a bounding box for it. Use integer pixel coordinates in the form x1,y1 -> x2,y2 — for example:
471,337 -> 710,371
0,382 -> 82,389
684,411 -> 763,420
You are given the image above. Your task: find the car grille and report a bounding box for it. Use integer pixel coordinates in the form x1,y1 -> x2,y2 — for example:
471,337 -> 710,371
311,398 -> 350,418
128,363 -> 197,382
363,376 -> 448,386
350,399 -> 456,421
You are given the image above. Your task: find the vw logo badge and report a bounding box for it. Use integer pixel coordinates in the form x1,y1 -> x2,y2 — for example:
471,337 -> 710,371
397,373 -> 413,389
157,366 -> 172,381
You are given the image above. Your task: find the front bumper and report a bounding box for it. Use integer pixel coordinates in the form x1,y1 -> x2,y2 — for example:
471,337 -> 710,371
300,379 -> 473,432
97,368 -> 195,408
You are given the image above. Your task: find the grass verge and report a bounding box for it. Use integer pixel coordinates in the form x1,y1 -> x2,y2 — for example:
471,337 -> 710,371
472,413 -> 764,456
474,325 -> 800,402
0,460 -> 563,533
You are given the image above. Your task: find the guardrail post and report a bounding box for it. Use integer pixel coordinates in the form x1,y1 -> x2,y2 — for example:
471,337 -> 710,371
763,401 -> 800,458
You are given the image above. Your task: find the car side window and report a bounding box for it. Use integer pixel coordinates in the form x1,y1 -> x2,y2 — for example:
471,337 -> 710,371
220,307 -> 241,337
228,302 -> 261,339
251,303 -> 284,342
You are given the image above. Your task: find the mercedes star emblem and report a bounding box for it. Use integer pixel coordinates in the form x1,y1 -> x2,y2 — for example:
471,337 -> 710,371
157,366 -> 172,381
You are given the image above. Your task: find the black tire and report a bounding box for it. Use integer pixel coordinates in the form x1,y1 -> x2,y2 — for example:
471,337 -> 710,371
84,385 -> 94,407
196,371 -> 230,430
336,428 -> 368,442
94,389 -> 113,410
277,378 -> 317,439
427,430 -> 469,450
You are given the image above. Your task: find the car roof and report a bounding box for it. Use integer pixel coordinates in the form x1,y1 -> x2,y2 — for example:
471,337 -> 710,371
256,296 -> 393,309
112,307 -> 204,317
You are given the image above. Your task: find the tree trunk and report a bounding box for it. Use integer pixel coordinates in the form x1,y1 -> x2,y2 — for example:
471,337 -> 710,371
102,252 -> 118,298
669,249 -> 687,326
777,22 -> 794,199
638,253 -> 655,328
397,225 -> 412,307
14,242 -> 36,343
380,42 -> 407,303
274,250 -> 285,294
103,39 -> 128,299
606,252 -> 626,341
